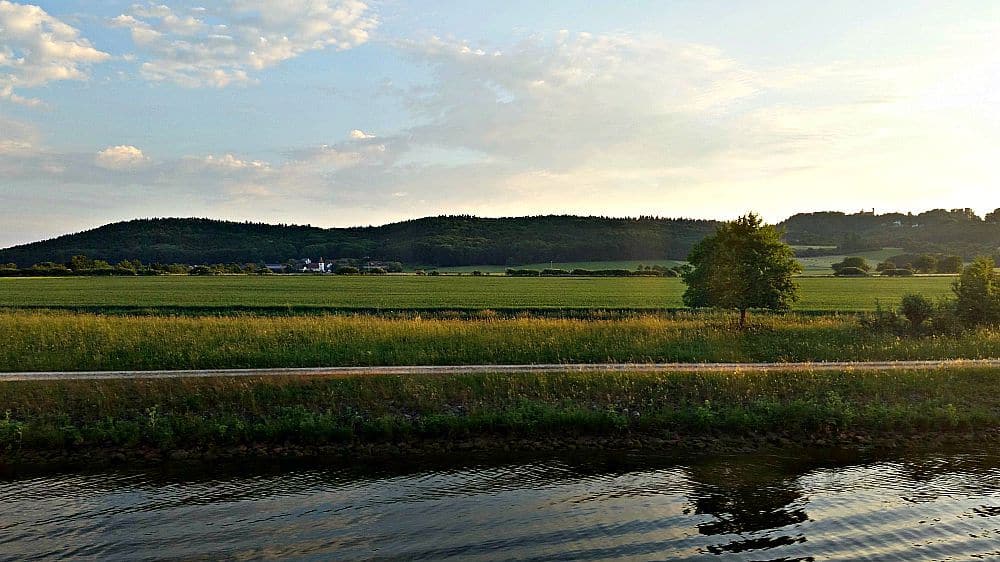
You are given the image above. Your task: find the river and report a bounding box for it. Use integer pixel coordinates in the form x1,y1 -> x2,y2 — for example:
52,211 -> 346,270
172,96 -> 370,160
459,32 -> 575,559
2,446 -> 999,560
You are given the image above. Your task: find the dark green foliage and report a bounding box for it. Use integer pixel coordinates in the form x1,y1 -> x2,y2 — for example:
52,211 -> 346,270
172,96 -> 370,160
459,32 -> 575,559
882,268 -> 914,277
913,254 -> 938,274
953,257 -> 1000,327
506,268 -> 541,276
834,267 -> 868,277
334,266 -> 360,275
938,255 -> 964,273
682,213 -> 802,326
780,209 -> 991,258
832,256 -> 870,274
541,269 -> 571,276
0,216 -> 719,268
900,294 -> 934,333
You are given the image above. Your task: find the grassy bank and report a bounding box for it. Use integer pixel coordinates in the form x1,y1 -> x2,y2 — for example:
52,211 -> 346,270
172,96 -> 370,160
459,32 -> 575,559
0,275 -> 955,312
5,311 -> 1000,371
1,368 -> 997,459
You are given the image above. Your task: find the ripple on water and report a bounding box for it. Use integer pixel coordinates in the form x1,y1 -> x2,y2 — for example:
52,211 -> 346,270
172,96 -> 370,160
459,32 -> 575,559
1,449 -> 1000,561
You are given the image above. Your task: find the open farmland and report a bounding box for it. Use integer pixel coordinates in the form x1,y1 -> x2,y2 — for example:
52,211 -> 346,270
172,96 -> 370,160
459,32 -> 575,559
0,274 -> 954,313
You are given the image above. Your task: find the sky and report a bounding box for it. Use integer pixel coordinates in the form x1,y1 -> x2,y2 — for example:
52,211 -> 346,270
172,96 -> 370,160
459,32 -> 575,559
1,1 -> 999,247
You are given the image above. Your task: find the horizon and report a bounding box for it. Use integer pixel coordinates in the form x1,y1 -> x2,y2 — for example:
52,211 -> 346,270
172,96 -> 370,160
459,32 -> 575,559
2,205 -> 992,250
3,1 -> 999,247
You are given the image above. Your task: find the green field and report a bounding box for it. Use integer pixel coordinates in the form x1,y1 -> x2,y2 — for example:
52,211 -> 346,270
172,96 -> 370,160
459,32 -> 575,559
0,275 -> 955,312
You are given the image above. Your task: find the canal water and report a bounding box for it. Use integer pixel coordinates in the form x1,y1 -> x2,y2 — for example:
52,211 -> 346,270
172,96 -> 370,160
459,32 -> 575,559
2,446 -> 999,560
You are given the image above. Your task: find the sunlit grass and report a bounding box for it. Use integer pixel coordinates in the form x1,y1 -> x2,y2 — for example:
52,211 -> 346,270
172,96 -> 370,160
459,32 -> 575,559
3,311 -> 1000,372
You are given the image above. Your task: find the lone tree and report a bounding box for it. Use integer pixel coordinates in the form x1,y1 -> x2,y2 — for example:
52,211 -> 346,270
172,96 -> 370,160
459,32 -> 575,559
682,213 -> 802,327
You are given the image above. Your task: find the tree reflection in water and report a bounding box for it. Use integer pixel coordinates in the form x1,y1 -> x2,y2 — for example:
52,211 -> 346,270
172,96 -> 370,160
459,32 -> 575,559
685,454 -> 813,559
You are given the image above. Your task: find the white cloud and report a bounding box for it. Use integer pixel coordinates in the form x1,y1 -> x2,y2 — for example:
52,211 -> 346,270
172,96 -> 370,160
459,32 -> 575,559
110,0 -> 378,87
349,129 -> 375,139
95,145 -> 149,169
0,1 -> 110,104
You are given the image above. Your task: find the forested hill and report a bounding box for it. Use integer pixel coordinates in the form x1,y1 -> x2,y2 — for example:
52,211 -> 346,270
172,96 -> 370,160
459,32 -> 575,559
0,216 -> 719,267
779,208 -> 1000,257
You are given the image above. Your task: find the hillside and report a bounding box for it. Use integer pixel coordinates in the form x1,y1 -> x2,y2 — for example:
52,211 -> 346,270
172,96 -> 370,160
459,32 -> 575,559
779,209 -> 1000,257
0,216 -> 719,267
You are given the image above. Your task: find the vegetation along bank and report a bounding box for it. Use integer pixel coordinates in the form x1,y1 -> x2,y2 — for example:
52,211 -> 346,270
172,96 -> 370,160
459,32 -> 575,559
2,367 -> 998,465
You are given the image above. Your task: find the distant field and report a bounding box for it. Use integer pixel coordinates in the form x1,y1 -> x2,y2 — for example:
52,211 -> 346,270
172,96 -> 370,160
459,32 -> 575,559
0,275 -> 955,312
796,248 -> 904,273
432,259 -> 686,273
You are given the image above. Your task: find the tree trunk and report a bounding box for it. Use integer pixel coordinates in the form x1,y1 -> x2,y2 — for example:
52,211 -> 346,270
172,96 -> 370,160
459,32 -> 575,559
739,308 -> 747,329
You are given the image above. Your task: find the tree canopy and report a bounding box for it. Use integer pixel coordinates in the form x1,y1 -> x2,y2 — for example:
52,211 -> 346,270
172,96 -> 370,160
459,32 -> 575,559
682,213 -> 802,326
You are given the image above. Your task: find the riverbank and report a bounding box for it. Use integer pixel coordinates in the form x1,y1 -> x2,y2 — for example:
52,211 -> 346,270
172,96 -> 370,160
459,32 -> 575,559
2,367 -> 998,467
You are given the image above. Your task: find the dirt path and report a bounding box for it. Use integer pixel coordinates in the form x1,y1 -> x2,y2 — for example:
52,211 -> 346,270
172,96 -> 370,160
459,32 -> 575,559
1,359 -> 999,381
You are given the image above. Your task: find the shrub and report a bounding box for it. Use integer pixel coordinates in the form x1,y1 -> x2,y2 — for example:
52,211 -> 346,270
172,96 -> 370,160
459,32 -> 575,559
334,266 -> 360,275
832,257 -> 870,274
570,269 -> 594,276
540,269 -> 570,276
471,270 -> 484,276
953,257 -> 1000,327
882,268 -> 914,277
834,266 -> 868,277
505,269 -> 541,277
366,267 -> 387,275
900,293 -> 935,333
428,270 -> 440,276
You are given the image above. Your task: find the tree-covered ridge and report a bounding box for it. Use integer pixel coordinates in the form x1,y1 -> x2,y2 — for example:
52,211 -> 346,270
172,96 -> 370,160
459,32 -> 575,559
0,215 -> 719,267
780,208 -> 1000,257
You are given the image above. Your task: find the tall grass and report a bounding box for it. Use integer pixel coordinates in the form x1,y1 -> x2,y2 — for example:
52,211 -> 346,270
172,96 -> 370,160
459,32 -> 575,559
3,311 -> 1000,372
1,368 -> 996,453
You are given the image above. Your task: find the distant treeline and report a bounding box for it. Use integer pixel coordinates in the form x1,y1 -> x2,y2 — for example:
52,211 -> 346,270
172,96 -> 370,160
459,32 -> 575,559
0,256 -> 398,277
8,209 -> 1000,269
780,208 -> 1000,259
0,215 -> 718,268
504,264 -> 685,277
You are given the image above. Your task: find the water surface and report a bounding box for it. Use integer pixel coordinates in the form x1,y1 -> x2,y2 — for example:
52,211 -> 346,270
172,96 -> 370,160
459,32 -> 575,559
2,447 -> 1000,560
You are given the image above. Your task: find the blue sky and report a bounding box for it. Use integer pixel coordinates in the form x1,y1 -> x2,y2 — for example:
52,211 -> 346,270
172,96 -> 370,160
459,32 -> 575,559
2,1 -> 999,247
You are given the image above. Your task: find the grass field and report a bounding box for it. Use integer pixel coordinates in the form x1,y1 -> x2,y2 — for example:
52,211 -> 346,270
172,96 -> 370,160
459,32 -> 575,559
4,311 -> 999,372
795,248 -> 904,273
2,367 -> 996,455
0,275 -> 955,313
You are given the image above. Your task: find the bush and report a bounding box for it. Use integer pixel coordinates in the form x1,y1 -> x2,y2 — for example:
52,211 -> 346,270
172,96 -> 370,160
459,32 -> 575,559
428,270 -> 440,276
540,269 -> 570,276
366,267 -> 387,275
882,268 -> 914,277
954,257 -> 1000,327
505,269 -> 541,277
832,257 -> 870,274
834,266 -> 868,277
414,269 -> 426,276
900,293 -> 935,333
570,269 -> 593,276
334,266 -> 360,275
471,270 -> 484,276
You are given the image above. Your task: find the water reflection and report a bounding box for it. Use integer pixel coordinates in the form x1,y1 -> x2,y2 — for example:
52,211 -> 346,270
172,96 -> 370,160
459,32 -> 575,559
1,446 -> 1000,560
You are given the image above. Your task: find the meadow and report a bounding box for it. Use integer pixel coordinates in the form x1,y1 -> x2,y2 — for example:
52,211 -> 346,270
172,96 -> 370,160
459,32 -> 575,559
2,367 -> 996,456
0,274 -> 955,313
4,311 -> 1000,372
